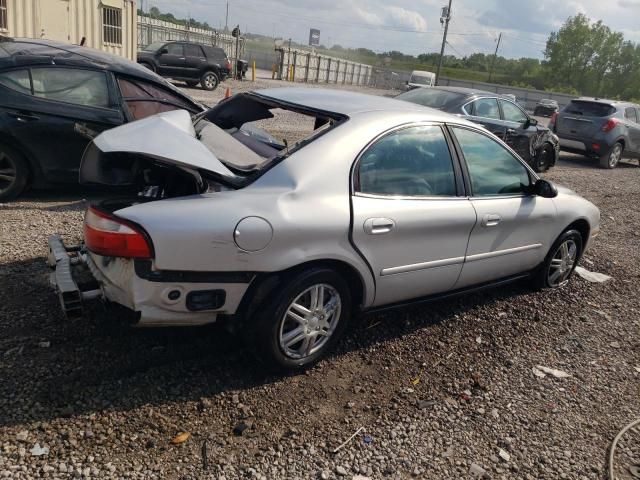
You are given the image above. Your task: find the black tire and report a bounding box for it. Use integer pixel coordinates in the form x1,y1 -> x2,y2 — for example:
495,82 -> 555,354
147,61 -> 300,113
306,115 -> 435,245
600,142 -> 623,169
200,71 -> 219,91
245,267 -> 352,371
532,143 -> 554,173
185,80 -> 199,88
531,229 -> 583,290
0,143 -> 30,202
139,62 -> 155,72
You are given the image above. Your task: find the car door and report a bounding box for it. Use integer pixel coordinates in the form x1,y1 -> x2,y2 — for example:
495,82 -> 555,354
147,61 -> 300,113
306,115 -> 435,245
157,43 -> 186,77
0,67 -> 123,183
623,107 -> 640,156
450,126 -> 557,289
499,99 -> 537,164
463,97 -> 507,140
183,44 -> 207,79
351,124 -> 477,307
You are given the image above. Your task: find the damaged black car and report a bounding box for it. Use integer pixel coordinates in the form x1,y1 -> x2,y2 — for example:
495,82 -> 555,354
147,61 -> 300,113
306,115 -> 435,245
396,86 -> 560,172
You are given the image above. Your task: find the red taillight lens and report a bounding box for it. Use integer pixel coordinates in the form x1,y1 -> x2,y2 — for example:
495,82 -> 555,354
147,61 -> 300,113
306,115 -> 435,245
83,207 -> 153,259
602,118 -> 619,133
225,59 -> 232,70
549,112 -> 558,128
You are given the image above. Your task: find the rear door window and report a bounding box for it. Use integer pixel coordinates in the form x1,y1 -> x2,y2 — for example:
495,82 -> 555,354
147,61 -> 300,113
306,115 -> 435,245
30,68 -> 110,108
118,77 -> 199,120
624,107 -> 638,123
464,98 -> 500,120
0,69 -> 32,95
565,101 -> 615,117
165,43 -> 184,56
184,44 -> 205,58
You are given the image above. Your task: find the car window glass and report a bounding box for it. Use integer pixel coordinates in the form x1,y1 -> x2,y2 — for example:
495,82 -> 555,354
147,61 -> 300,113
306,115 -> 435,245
0,69 -> 31,95
501,100 -> 528,123
624,107 -> 637,123
118,77 -> 196,120
358,125 -> 457,197
452,127 -> 530,196
30,68 -> 109,108
184,44 -> 204,58
465,98 -> 500,120
165,43 -> 183,55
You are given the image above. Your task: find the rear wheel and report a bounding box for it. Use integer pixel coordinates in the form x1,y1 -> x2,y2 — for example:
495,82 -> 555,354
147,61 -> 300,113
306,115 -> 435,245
532,143 -> 554,173
600,142 -> 623,169
0,143 -> 29,202
531,229 -> 582,289
200,71 -> 219,91
245,268 -> 352,371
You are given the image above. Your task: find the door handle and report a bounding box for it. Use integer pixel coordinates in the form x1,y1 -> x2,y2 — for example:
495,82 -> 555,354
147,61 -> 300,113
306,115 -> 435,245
482,214 -> 502,227
364,217 -> 395,235
7,112 -> 39,122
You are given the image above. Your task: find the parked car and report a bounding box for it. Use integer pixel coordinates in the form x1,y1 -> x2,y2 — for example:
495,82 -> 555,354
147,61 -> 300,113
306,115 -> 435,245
534,99 -> 559,117
137,41 -> 232,91
0,37 -> 205,201
405,70 -> 436,90
395,86 -> 559,172
48,88 -> 600,371
550,97 -> 640,169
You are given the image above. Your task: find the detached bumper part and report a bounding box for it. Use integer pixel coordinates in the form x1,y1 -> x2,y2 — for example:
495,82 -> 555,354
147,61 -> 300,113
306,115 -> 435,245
47,235 -> 102,319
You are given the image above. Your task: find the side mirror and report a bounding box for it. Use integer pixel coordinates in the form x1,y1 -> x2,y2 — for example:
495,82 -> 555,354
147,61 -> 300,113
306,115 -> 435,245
533,179 -> 557,198
527,117 -> 538,127
405,80 -> 409,85
159,48 -> 168,54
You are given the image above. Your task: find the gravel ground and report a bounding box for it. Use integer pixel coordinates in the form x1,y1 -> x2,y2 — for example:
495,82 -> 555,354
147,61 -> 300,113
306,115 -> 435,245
0,77 -> 639,480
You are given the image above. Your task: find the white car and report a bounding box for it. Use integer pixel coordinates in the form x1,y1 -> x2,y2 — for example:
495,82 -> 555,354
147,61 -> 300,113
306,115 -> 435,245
48,88 -> 600,370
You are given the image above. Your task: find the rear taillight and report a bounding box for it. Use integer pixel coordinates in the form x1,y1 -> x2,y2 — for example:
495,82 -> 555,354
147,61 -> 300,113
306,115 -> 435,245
225,59 -> 232,70
602,118 -> 619,133
549,112 -> 558,131
83,207 -> 153,259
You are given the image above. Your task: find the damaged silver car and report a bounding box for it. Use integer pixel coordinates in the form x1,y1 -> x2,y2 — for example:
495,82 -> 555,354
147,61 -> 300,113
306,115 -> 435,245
48,88 -> 600,370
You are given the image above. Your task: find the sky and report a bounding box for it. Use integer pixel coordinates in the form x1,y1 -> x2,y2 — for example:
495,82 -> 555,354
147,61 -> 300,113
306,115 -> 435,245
141,0 -> 640,59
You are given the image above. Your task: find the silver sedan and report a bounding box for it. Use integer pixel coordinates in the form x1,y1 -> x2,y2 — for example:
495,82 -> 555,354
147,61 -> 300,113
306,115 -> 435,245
48,88 -> 600,370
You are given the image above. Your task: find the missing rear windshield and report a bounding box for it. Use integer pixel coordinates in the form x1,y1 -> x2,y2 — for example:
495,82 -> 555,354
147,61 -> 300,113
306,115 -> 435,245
195,93 -> 343,174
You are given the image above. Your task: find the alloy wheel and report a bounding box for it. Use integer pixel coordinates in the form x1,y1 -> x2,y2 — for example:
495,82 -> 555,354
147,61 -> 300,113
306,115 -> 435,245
0,152 -> 17,195
547,239 -> 578,287
204,74 -> 217,89
278,283 -> 342,360
609,143 -> 622,168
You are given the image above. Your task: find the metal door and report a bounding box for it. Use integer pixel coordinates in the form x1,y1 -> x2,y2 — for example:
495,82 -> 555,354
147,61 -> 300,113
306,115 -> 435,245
39,0 -> 70,42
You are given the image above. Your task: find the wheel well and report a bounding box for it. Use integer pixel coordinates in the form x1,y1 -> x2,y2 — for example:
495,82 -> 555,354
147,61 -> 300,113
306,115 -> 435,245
0,137 -> 35,183
566,219 -> 590,249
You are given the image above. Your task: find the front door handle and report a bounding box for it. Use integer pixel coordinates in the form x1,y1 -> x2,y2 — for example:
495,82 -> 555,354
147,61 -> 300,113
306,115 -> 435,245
364,217 -> 395,235
482,214 -> 502,227
7,111 -> 39,122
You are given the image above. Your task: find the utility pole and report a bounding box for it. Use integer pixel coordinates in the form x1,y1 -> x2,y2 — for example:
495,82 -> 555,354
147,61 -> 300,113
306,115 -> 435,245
488,32 -> 502,83
225,2 -> 229,32
435,0 -> 452,86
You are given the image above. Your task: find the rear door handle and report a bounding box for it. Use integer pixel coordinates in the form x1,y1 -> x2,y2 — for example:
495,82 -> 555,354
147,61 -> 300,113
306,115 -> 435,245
7,112 -> 39,122
482,214 -> 501,227
364,217 -> 395,235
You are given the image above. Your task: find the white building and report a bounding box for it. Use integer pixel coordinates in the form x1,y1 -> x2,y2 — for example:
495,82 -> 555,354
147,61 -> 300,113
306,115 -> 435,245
0,0 -> 137,60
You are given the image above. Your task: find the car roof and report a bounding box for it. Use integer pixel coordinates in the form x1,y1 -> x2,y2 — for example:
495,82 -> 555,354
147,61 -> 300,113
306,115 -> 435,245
0,37 -> 165,84
428,86 -> 497,97
252,87 -> 472,122
573,97 -> 638,107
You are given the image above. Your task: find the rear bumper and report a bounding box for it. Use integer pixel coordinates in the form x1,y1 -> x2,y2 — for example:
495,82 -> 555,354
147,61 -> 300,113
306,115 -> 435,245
47,235 -> 251,326
558,135 -> 611,157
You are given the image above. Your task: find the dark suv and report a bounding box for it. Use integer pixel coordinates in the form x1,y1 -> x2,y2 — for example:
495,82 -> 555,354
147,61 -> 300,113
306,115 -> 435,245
137,41 -> 231,91
551,98 -> 640,169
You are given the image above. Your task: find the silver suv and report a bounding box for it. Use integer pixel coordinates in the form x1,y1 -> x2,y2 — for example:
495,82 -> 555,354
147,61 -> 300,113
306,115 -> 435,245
551,98 -> 640,169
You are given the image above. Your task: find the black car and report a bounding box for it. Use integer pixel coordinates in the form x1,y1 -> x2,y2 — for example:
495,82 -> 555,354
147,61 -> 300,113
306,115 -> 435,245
534,99 -> 559,117
396,86 -> 560,172
137,41 -> 232,91
0,37 -> 204,201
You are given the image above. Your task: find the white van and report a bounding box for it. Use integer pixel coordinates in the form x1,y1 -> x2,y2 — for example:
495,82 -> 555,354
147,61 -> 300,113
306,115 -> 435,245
406,70 -> 436,90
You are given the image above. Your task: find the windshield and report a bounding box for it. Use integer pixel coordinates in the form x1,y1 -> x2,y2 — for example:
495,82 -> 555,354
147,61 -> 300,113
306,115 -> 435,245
142,42 -> 166,52
396,88 -> 465,109
410,75 -> 432,85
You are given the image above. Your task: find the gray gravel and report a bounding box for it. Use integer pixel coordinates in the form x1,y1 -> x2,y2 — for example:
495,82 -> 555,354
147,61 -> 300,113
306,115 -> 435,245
0,77 -> 639,479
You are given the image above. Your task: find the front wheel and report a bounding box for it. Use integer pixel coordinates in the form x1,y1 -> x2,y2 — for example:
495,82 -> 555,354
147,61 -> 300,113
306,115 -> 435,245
245,268 -> 352,371
532,143 -> 554,173
531,229 -> 582,289
200,71 -> 219,91
0,143 -> 30,202
600,142 -> 623,169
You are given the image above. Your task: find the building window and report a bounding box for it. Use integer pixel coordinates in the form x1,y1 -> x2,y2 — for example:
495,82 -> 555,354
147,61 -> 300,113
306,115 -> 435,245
0,0 -> 8,31
102,6 -> 122,45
